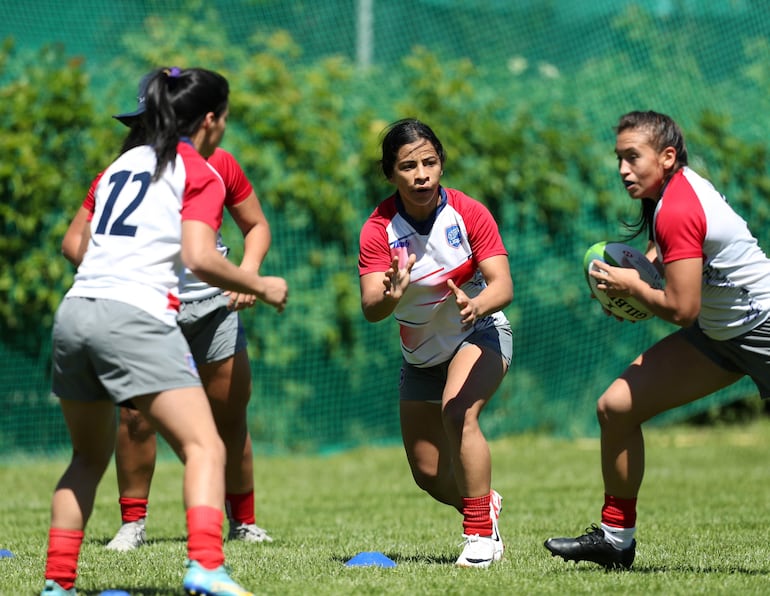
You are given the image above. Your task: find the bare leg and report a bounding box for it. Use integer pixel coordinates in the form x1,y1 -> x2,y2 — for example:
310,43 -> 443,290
400,344 -> 507,509
198,349 -> 253,495
133,387 -> 225,510
442,344 -> 507,498
51,400 -> 117,530
112,348 -> 253,503
598,333 -> 743,498
44,400 -> 117,589
114,407 -> 156,499
400,401 -> 462,510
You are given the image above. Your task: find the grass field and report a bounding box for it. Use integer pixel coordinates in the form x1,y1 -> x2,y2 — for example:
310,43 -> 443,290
2,419 -> 770,595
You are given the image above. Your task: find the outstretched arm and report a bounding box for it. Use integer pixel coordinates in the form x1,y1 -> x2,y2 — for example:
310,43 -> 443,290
359,253 -> 416,322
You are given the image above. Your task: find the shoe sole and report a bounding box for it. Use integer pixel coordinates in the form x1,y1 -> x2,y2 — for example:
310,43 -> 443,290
105,542 -> 144,552
455,551 -> 504,569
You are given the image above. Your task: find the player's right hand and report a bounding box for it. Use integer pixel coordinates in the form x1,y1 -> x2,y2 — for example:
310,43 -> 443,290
258,276 -> 289,313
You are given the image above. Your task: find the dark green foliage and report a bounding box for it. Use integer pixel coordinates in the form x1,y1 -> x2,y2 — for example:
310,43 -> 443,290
0,41 -> 118,354
3,2 -> 770,452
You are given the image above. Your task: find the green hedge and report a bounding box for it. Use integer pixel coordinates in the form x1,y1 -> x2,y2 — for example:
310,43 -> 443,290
2,4 -> 770,452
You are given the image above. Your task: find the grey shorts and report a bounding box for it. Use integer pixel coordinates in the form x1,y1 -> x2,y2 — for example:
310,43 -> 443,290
399,319 -> 513,403
178,293 -> 247,364
679,318 -> 770,398
52,297 -> 201,405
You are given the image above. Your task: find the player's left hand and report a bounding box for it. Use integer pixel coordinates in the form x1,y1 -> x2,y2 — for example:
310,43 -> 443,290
224,291 -> 258,311
447,279 -> 479,331
589,260 -> 640,297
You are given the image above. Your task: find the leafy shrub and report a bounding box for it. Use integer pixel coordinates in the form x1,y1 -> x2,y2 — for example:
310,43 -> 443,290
4,2 -> 770,450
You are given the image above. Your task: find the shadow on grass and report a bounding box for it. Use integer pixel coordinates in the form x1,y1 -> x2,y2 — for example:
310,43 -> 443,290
333,553 -> 457,566
545,561 -> 770,576
77,590 -> 177,596
92,536 -> 187,547
637,564 -> 770,575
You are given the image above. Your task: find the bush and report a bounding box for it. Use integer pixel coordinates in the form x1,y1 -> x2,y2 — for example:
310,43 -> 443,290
4,3 -> 770,449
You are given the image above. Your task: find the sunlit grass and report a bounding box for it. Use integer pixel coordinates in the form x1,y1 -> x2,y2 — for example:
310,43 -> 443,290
2,419 -> 770,594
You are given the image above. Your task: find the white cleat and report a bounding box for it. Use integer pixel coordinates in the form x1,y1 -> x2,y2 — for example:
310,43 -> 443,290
105,518 -> 146,552
455,533 -> 504,568
228,522 -> 273,543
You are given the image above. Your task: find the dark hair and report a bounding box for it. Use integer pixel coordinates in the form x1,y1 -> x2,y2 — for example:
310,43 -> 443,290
615,111 -> 688,167
380,118 -> 446,179
142,67 -> 229,180
119,119 -> 147,155
615,111 -> 687,242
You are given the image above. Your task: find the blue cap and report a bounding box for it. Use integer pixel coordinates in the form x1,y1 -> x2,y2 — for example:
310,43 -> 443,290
113,72 -> 153,126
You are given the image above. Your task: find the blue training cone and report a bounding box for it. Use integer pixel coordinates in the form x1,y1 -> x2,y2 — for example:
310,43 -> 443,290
99,591 -> 131,596
0,549 -> 14,558
345,551 -> 397,567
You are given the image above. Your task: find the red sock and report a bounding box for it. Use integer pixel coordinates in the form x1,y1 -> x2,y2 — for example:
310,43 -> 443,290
119,497 -> 148,523
187,506 -> 225,570
44,528 -> 83,590
225,491 -> 255,525
461,494 -> 493,537
601,493 -> 637,528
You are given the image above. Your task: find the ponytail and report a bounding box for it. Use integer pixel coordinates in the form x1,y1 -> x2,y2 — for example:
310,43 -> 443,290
142,67 -> 229,180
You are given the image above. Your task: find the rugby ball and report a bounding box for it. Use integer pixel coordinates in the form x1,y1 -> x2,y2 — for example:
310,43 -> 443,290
583,241 -> 663,321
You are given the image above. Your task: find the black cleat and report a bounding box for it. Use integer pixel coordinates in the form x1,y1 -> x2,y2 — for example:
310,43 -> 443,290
544,524 -> 635,570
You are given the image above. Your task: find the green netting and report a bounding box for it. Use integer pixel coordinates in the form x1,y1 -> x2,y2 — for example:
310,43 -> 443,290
1,0 -> 767,457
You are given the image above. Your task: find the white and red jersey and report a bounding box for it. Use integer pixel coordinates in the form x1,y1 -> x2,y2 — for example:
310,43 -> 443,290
79,147 -> 254,303
359,187 -> 509,367
654,166 -> 770,340
178,148 -> 253,301
68,142 -> 226,326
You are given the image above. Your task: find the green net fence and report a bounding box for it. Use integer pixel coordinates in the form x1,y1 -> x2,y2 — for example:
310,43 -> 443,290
1,0 -> 768,457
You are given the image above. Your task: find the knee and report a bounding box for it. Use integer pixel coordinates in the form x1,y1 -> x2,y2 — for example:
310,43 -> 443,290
125,410 -> 156,442
441,398 -> 479,438
207,435 -> 226,466
72,448 -> 112,478
411,467 -> 451,502
596,387 -> 633,429
410,468 -> 436,493
184,434 -> 226,468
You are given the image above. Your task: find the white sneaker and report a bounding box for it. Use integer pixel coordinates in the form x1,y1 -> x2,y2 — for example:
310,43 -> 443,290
455,533 -> 504,568
455,490 -> 505,568
228,522 -> 273,543
105,518 -> 146,551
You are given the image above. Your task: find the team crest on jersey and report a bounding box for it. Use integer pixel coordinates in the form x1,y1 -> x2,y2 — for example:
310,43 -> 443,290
445,225 -> 462,248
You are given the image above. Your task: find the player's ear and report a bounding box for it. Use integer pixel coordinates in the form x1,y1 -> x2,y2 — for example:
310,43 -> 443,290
660,146 -> 677,169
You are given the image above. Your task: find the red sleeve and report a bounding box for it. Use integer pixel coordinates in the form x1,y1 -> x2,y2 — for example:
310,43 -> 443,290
82,171 -> 106,222
655,171 -> 706,264
358,198 -> 398,276
448,189 -> 508,262
207,147 -> 253,207
178,143 -> 226,231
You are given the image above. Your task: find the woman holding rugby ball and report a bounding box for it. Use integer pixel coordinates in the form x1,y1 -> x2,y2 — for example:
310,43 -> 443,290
358,119 -> 513,568
544,110 -> 770,570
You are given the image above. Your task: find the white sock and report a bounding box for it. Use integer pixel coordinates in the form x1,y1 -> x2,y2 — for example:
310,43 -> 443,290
601,522 -> 635,550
